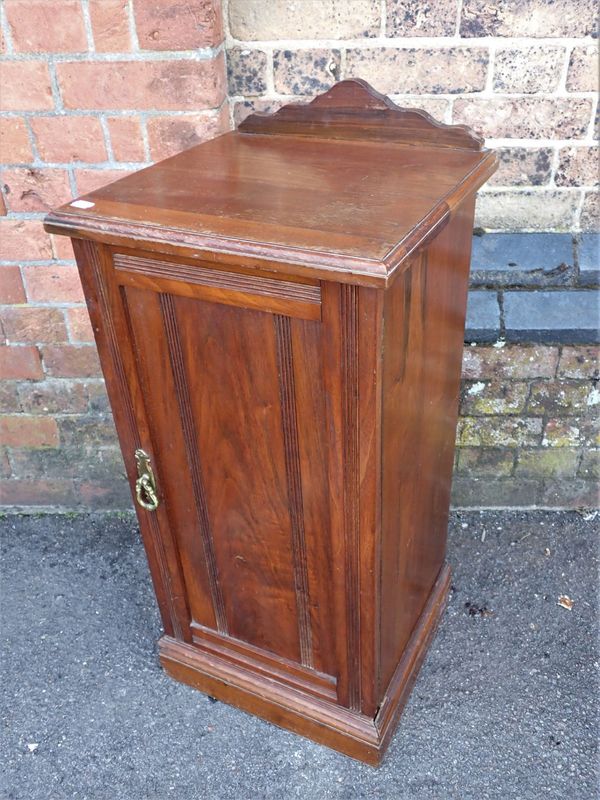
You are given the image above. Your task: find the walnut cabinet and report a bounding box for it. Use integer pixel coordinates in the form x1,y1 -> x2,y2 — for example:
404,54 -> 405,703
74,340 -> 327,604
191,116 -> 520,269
45,80 -> 497,765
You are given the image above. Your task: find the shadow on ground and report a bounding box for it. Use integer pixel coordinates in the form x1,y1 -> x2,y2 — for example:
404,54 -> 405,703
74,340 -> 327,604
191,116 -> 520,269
1,510 -> 598,800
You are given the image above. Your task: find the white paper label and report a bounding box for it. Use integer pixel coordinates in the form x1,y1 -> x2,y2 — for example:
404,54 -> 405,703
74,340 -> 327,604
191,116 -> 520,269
70,200 -> 95,209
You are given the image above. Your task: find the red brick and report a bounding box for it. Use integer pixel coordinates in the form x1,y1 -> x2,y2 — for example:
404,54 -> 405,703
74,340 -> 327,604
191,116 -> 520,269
0,266 -> 26,304
0,62 -> 54,111
0,414 -> 59,447
56,56 -> 226,110
0,449 -> 10,478
23,265 -> 84,303
0,381 -> 20,413
106,117 -> 146,162
18,380 -> 89,414
462,345 -> 559,380
133,0 -> 223,50
89,0 -> 131,52
0,478 -> 76,506
0,220 -> 53,261
1,168 -> 72,212
453,97 -> 592,140
0,118 -> 33,163
1,307 -> 68,344
74,168 -> 132,197
51,235 -> 75,261
0,478 -> 78,508
0,345 -> 43,379
0,194 -> 5,216
66,307 -> 94,342
30,116 -> 107,163
4,0 -> 87,52
41,345 -> 101,377
147,109 -> 228,160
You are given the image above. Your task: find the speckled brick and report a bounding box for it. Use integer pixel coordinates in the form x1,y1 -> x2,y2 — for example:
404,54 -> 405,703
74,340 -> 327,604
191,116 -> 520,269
557,346 -> 599,379
228,0 -> 381,40
579,192 -> 600,233
457,417 -> 543,447
555,147 -> 599,188
455,447 -> 515,477
515,448 -> 580,478
527,381 -> 592,415
460,0 -> 597,37
453,97 -> 593,139
579,449 -> 600,479
489,148 -> 553,187
345,48 -> 488,95
273,49 -> 340,95
386,0 -> 457,36
475,190 -> 580,232
462,345 -> 559,380
493,47 -> 564,94
581,415 -> 600,447
566,45 -> 599,92
389,96 -> 450,123
233,99 -> 286,127
542,419 -> 583,447
227,48 -> 267,97
461,381 -> 529,415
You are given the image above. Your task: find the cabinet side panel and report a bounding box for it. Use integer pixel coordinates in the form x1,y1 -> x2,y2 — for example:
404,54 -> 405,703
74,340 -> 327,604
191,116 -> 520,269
379,199 -> 475,693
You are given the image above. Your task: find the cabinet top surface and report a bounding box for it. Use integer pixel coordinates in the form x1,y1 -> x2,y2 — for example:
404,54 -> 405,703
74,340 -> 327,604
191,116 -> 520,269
45,80 -> 497,285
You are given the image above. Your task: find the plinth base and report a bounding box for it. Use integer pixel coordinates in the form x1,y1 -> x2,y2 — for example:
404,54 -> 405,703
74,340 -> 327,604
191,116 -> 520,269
159,564 -> 451,766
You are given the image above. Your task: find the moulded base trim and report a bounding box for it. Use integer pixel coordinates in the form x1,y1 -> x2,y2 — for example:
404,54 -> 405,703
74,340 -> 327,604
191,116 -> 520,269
158,563 -> 451,766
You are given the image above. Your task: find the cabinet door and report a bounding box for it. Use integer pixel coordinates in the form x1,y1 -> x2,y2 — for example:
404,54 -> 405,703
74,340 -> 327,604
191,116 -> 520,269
74,241 -> 341,700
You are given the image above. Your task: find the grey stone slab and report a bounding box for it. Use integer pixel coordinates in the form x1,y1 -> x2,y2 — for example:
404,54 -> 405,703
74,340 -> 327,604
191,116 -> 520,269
577,233 -> 599,286
465,291 -> 500,342
2,511 -> 597,800
470,233 -> 574,288
504,290 -> 600,343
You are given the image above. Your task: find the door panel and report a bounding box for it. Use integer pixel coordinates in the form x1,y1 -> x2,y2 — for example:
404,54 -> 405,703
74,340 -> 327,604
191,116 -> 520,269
122,286 -> 219,631
172,293 -> 301,662
112,253 -> 336,676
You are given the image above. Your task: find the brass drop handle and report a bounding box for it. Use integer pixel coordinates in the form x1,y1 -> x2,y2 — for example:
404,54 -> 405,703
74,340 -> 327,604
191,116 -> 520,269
134,449 -> 160,511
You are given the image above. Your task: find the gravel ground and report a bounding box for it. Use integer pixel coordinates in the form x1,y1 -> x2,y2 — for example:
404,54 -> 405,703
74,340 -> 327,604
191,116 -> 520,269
1,510 -> 598,800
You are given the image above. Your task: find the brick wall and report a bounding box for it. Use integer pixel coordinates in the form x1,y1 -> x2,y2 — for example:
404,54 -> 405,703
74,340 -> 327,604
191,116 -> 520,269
0,0 -> 598,510
0,0 -> 227,507
225,0 -> 598,232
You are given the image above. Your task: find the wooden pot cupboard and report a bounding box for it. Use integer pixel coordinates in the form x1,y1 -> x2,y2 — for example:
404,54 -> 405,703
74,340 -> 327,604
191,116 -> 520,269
45,80 -> 497,765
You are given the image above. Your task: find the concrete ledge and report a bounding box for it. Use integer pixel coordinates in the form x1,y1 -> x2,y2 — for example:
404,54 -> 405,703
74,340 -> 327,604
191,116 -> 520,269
470,233 -> 574,288
504,291 -> 600,344
578,233 -> 600,287
466,232 -> 599,344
